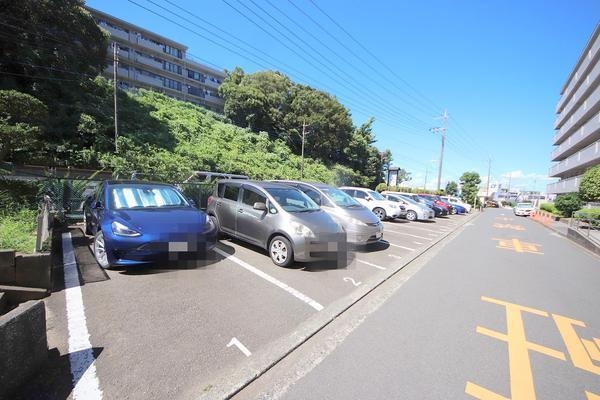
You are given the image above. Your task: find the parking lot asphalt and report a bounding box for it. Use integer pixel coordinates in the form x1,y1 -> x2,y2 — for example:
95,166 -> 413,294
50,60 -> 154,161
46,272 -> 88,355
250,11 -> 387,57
17,211 -> 480,400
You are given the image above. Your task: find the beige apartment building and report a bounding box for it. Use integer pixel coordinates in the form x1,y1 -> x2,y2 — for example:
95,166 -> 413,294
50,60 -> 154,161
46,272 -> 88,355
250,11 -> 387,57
548,24 -> 600,195
87,7 -> 225,113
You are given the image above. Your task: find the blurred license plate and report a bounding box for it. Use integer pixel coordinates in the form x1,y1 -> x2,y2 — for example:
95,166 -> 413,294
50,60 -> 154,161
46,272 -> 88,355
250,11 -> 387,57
169,242 -> 188,252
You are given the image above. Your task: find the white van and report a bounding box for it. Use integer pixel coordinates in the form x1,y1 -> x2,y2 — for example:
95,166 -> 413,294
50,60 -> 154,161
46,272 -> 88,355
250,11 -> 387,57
339,186 -> 404,221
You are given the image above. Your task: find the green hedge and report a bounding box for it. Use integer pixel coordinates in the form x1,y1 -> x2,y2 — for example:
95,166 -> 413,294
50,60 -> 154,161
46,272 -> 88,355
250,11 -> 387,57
540,202 -> 560,215
573,208 -> 600,220
0,208 -> 37,253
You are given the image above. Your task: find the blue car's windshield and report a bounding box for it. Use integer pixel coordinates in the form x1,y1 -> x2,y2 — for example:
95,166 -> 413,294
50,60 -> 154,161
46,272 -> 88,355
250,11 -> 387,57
265,187 -> 320,212
110,185 -> 188,209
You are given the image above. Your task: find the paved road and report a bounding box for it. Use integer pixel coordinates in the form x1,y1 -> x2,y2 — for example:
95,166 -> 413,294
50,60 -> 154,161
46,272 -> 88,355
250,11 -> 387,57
13,212 -> 474,399
235,208 -> 600,400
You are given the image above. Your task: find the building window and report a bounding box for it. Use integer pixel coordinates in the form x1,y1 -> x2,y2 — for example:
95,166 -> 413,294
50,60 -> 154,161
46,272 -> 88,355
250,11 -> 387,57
164,61 -> 182,74
164,45 -> 183,59
162,77 -> 182,91
188,86 -> 205,97
187,69 -> 206,82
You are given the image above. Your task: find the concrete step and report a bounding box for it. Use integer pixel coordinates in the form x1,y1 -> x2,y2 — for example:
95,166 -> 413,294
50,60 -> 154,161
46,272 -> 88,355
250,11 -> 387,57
0,285 -> 49,305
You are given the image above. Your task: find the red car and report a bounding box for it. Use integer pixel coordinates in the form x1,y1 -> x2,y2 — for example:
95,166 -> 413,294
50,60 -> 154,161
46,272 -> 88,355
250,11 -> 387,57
418,194 -> 456,214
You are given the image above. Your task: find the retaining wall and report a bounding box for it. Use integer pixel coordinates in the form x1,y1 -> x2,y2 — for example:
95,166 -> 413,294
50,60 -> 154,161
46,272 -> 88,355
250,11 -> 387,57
0,300 -> 47,399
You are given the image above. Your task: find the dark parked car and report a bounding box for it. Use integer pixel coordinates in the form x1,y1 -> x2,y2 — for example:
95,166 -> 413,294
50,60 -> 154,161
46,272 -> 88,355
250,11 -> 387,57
83,180 -> 217,269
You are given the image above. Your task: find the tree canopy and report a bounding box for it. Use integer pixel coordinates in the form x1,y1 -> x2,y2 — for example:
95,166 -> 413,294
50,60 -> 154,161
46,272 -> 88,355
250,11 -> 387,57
460,171 -> 481,205
579,165 -> 600,202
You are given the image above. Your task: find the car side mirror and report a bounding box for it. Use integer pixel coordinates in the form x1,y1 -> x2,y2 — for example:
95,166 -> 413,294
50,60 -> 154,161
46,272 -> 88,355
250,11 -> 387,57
187,198 -> 197,208
366,196 -> 372,201
93,201 -> 103,209
253,202 -> 267,211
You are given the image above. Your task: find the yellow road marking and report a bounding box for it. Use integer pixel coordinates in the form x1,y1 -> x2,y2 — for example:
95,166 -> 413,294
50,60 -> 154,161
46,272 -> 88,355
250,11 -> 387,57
553,314 -> 600,375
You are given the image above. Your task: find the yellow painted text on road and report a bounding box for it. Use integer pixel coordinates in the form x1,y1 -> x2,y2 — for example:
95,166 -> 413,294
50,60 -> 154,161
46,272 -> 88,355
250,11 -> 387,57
493,238 -> 543,254
493,223 -> 525,231
466,296 -> 600,399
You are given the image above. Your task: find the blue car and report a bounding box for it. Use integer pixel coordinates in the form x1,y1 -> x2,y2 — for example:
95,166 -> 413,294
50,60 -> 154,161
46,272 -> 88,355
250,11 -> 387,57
446,202 -> 467,214
83,180 -> 217,269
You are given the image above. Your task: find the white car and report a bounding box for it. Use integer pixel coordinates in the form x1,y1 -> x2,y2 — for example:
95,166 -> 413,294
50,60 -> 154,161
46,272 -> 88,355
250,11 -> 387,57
381,191 -> 435,221
339,187 -> 403,221
514,202 -> 535,216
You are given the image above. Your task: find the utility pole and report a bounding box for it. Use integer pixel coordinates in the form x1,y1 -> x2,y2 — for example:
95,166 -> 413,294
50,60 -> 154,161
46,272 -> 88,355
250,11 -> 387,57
300,120 -> 309,179
486,157 -> 492,198
423,167 -> 428,190
113,42 -> 119,152
430,110 -> 448,192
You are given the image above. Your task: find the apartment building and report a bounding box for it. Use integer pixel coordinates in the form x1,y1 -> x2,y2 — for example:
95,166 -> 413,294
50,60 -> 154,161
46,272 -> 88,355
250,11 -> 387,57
87,7 -> 225,113
548,24 -> 600,195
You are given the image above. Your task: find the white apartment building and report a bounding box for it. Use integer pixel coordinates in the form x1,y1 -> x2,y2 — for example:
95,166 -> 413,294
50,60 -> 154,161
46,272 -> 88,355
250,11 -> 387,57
87,7 -> 225,113
548,24 -> 600,195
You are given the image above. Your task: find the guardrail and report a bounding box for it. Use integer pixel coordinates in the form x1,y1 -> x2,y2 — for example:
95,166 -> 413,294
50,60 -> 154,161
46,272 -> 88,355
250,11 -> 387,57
569,215 -> 600,246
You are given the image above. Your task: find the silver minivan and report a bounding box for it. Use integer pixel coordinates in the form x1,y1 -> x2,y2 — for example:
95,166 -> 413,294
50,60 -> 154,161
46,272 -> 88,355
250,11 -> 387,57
206,180 -> 347,267
274,181 -> 384,246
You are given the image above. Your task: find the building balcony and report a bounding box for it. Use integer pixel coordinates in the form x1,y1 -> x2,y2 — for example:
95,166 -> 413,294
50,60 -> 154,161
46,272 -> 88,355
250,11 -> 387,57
99,23 -> 130,41
554,60 -> 600,129
546,176 -> 580,194
549,139 -> 600,178
551,111 -> 600,161
135,54 -> 163,70
556,37 -> 600,114
553,82 -> 600,144
135,36 -> 165,54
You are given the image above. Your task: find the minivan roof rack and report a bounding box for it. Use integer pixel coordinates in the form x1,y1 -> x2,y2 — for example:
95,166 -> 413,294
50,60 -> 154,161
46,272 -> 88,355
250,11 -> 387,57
183,171 -> 249,183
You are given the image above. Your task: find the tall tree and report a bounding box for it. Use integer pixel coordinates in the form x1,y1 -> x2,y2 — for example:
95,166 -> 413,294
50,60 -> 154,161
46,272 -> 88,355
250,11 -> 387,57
0,90 -> 47,162
0,0 -> 109,163
219,69 -> 292,133
460,171 -> 481,205
445,181 -> 459,196
282,84 -> 353,164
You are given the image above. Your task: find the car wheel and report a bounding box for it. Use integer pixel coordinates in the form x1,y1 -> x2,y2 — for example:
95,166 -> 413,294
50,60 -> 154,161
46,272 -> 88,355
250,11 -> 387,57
372,207 -> 387,221
406,210 -> 417,221
210,215 -> 227,239
269,236 -> 294,267
93,230 -> 111,269
83,212 -> 92,236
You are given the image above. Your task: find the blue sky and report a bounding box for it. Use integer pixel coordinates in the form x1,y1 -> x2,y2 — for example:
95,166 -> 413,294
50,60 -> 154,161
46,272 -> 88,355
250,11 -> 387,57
86,0 -> 600,192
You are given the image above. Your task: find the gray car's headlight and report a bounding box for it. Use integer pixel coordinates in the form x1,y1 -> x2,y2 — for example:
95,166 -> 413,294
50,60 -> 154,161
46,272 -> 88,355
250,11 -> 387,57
111,221 -> 141,237
291,221 -> 315,238
348,217 -> 367,226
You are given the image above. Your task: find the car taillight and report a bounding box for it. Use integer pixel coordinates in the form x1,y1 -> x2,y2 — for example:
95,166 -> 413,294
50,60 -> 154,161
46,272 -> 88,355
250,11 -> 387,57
207,195 -> 214,206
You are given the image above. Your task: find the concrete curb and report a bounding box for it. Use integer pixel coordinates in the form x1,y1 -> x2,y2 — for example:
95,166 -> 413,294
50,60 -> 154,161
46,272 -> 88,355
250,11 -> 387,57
197,212 -> 481,399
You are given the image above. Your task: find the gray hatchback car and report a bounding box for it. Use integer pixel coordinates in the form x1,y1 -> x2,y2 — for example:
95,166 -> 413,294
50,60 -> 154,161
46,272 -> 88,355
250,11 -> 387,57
274,180 -> 383,246
206,180 -> 347,267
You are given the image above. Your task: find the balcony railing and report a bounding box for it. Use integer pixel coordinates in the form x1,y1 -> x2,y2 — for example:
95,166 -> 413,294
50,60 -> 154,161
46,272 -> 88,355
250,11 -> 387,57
551,113 -> 600,160
546,176 -> 580,194
549,139 -> 600,177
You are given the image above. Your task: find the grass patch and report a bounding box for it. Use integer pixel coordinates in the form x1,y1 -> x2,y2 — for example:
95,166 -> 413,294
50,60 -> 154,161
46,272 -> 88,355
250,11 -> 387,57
0,209 -> 38,253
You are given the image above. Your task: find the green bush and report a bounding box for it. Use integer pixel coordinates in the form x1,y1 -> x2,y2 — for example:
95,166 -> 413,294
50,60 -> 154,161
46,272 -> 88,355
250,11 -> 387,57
554,193 -> 582,217
573,208 -> 600,220
375,183 -> 388,192
540,202 -> 560,215
0,208 -> 38,253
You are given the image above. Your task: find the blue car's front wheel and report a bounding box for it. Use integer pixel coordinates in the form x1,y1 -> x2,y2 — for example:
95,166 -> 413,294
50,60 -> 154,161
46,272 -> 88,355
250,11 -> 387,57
93,230 -> 111,269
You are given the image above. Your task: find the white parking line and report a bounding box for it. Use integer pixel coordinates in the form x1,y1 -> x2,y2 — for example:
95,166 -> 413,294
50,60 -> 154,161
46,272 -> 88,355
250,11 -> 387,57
213,247 -> 324,311
356,259 -> 386,270
62,233 -> 103,400
384,229 -> 433,241
382,241 -> 416,251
